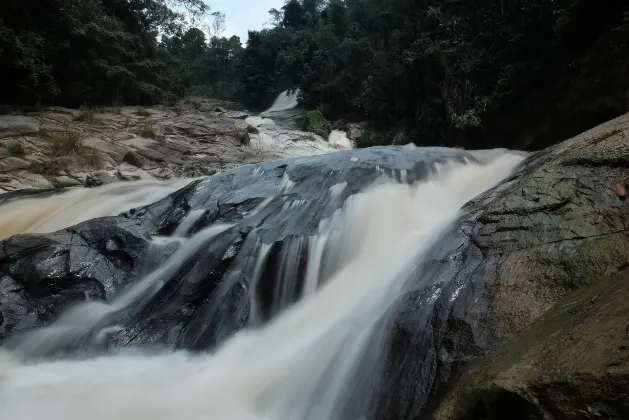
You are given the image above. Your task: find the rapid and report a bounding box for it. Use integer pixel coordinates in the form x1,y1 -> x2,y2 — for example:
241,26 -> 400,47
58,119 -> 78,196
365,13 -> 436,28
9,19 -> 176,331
0,146 -> 526,420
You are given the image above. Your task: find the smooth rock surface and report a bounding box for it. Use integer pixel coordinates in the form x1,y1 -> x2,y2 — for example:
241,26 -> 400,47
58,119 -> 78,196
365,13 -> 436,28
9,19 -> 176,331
435,267 -> 629,420
375,112 -> 629,420
0,146 -> 472,347
0,115 -> 40,139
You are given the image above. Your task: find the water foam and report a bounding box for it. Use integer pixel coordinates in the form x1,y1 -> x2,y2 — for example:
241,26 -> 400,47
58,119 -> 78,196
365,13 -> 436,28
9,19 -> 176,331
0,151 -> 525,420
328,130 -> 353,149
0,179 -> 195,240
262,90 -> 300,114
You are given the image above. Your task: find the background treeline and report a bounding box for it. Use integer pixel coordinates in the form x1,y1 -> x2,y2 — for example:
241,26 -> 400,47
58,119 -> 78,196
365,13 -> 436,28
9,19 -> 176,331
241,0 -> 629,148
3,0 -> 629,149
0,0 -> 242,107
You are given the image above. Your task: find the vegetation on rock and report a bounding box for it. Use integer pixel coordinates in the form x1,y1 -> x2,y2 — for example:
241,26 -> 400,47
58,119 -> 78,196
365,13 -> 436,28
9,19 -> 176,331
303,110 -> 331,138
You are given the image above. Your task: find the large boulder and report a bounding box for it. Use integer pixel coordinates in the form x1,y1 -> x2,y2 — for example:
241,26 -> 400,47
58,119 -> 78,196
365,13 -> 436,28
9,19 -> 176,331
0,146 -> 473,351
0,115 -> 40,139
434,267 -> 629,420
373,112 -> 629,420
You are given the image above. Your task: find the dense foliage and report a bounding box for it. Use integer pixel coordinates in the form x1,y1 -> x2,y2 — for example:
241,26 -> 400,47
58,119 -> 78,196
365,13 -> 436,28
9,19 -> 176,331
0,0 -> 242,107
240,0 -> 629,148
3,0 -> 629,148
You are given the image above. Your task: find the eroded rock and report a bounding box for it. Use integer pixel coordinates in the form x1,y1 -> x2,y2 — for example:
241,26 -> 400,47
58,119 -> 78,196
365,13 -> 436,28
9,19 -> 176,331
435,268 -> 629,420
0,116 -> 40,139
376,112 -> 629,420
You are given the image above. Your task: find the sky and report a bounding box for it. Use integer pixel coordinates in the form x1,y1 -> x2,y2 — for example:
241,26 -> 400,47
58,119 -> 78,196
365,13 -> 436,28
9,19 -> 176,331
204,0 -> 286,42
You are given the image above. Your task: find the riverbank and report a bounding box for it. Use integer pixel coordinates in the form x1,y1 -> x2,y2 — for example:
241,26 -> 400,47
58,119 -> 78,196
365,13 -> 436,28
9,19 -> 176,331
0,97 -> 343,194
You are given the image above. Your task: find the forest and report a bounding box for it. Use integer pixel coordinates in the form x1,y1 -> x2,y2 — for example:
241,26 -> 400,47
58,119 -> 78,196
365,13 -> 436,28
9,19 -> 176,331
2,0 -> 629,148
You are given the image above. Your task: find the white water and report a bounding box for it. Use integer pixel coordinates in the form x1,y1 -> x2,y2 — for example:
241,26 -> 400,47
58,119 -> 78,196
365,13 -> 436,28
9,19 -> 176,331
0,151 -> 525,420
0,179 -> 195,240
328,130 -> 353,149
262,90 -> 300,114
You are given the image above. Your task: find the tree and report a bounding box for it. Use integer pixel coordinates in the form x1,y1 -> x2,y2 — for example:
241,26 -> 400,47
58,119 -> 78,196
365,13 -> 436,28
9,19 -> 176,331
237,0 -> 629,149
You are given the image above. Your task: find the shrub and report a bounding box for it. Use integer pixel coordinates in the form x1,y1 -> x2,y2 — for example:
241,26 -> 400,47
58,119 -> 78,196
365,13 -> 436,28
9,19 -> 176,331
84,146 -> 102,167
41,129 -> 83,156
303,110 -> 331,138
29,160 -> 59,176
139,120 -> 156,138
74,105 -> 101,124
233,126 -> 249,145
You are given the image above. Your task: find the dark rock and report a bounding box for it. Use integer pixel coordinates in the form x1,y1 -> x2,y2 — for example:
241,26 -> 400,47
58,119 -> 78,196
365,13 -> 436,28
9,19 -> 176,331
261,108 -> 308,130
123,150 -> 149,169
375,112 -> 629,420
435,267 -> 629,420
0,146 -> 474,354
0,217 -> 154,342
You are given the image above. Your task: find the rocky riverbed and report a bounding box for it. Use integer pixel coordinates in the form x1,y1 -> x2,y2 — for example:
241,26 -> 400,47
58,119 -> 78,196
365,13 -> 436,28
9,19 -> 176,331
0,98 -> 342,193
2,102 -> 629,419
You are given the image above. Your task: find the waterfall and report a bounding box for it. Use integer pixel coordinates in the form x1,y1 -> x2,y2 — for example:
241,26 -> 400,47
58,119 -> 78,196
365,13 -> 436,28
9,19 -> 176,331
0,149 -> 525,420
328,130 -> 353,149
262,90 -> 300,114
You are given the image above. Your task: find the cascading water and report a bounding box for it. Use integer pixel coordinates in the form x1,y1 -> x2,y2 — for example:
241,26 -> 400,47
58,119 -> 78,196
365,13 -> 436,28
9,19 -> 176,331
0,147 -> 526,420
247,90 -> 353,155
328,130 -> 353,149
262,90 -> 300,114
0,178 -> 194,240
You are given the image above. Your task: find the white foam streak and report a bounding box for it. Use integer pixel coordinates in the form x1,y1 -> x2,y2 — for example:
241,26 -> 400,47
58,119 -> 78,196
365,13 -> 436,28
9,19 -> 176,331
12,223 -> 233,359
262,90 -> 300,114
0,151 -> 525,420
0,179 -> 195,240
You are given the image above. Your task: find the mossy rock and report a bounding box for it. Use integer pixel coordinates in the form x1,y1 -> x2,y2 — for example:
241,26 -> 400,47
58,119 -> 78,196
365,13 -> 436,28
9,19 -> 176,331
303,110 -> 331,138
233,127 -> 250,145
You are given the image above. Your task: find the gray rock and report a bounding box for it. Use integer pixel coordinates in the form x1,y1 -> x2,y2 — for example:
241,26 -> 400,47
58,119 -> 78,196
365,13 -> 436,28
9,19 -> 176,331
0,157 -> 30,172
85,171 -> 115,188
0,115 -> 40,139
115,170 -> 141,181
225,111 -> 250,120
55,176 -> 82,188
123,150 -> 149,169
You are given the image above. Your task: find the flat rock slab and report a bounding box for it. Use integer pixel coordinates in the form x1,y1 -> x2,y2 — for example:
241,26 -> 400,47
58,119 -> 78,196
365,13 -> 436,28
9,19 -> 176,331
0,116 -> 40,139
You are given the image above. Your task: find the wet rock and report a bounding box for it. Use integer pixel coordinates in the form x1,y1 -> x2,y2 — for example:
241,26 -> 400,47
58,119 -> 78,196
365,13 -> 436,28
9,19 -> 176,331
115,170 -> 141,181
85,171 -> 115,187
5,113 -> 629,419
435,268 -> 629,420
123,150 -> 149,169
376,112 -> 629,420
0,146 -> 473,352
0,217 -> 155,341
225,111 -> 250,120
